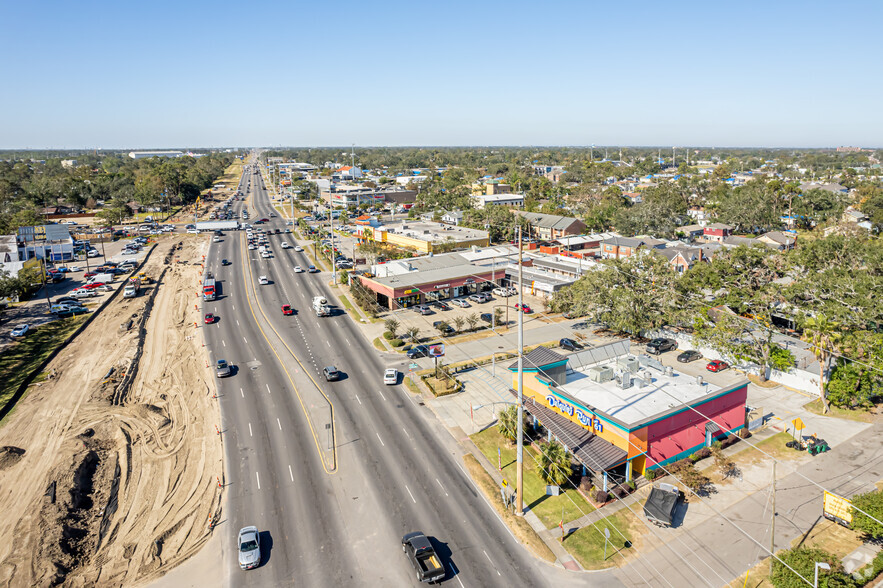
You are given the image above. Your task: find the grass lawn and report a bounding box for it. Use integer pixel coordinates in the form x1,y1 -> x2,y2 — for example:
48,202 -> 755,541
721,432 -> 805,471
337,294 -> 355,312
803,398 -> 874,423
462,454 -> 555,563
564,510 -> 638,570
470,427 -> 593,529
372,337 -> 387,352
404,377 -> 421,395
0,316 -> 86,420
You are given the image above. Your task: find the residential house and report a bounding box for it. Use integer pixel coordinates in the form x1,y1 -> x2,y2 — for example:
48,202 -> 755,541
842,208 -> 868,224
332,166 -> 363,180
721,235 -> 762,249
656,245 -> 705,273
757,231 -> 797,250
513,211 -> 586,241
441,211 -> 464,226
703,223 -> 733,243
472,193 -> 524,209
800,182 -> 848,195
623,192 -> 642,204
676,224 -> 705,242
600,236 -> 646,260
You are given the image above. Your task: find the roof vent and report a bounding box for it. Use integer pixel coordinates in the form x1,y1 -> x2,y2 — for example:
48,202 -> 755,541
696,375 -> 704,386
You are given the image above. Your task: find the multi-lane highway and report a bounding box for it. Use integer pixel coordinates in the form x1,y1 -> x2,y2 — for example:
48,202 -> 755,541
200,159 -> 614,587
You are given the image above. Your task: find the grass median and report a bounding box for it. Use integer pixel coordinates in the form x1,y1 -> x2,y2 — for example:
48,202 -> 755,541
0,316 -> 86,421
462,454 -> 556,563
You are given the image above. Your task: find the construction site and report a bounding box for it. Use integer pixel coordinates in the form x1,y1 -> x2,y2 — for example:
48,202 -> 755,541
0,237 -> 222,587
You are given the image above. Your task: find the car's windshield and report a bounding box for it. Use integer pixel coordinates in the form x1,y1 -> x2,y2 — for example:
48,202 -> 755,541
240,539 -> 258,551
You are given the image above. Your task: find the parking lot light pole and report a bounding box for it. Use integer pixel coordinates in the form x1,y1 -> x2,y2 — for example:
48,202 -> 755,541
516,225 -> 524,516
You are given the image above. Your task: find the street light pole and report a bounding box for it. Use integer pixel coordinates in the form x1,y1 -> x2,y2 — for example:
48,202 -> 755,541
814,562 -> 830,588
516,225 -> 524,516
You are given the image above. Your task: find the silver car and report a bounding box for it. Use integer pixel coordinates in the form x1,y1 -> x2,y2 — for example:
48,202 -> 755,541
216,359 -> 232,378
237,526 -> 261,570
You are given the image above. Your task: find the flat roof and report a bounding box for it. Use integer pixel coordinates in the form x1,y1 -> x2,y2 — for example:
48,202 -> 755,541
378,221 -> 488,243
473,193 -> 524,201
369,262 -> 489,290
558,356 -> 744,429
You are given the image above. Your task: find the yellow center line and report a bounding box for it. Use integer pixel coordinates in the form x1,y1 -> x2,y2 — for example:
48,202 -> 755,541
239,229 -> 338,474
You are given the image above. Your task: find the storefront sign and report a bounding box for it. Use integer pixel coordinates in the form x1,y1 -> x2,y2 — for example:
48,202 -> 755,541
434,284 -> 449,289
547,396 -> 604,432
403,288 -> 419,295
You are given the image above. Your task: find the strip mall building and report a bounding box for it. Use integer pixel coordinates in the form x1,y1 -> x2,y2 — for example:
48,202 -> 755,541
509,341 -> 748,485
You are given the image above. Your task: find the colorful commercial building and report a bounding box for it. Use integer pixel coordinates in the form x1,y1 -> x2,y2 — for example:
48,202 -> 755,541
509,341 -> 748,485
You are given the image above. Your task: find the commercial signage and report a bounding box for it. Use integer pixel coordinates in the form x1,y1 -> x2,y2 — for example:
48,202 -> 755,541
546,395 -> 604,433
403,288 -> 419,295
823,491 -> 853,526
428,344 -> 445,358
434,284 -> 449,289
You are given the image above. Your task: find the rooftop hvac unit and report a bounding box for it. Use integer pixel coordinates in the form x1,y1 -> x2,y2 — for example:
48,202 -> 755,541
665,365 -> 674,377
640,370 -> 653,383
616,356 -> 640,374
587,366 -> 614,383
696,375 -> 704,386
618,371 -> 633,389
636,376 -> 646,388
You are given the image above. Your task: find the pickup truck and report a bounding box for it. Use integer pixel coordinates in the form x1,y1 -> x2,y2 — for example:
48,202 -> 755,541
402,531 -> 445,583
643,482 -> 682,527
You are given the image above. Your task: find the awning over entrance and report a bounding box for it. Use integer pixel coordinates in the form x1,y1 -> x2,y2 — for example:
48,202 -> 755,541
520,393 -> 627,472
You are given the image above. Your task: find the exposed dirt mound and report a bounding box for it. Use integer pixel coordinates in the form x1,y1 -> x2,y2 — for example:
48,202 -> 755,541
0,237 -> 222,587
0,447 -> 25,471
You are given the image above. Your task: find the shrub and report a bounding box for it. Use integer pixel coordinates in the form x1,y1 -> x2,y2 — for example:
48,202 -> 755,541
693,448 -> 712,461
770,547 -> 845,588
592,489 -> 608,504
613,486 -> 629,499
579,477 -> 593,495
390,339 -> 404,348
644,468 -> 658,482
712,440 -> 723,450
738,428 -> 751,439
627,480 -> 636,491
383,330 -> 395,340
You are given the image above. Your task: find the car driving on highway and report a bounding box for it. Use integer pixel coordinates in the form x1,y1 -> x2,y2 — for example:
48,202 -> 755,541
216,359 -> 232,378
384,369 -> 398,385
237,526 -> 261,570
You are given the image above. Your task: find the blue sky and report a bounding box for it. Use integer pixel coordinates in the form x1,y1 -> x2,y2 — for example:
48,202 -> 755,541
2,0 -> 881,148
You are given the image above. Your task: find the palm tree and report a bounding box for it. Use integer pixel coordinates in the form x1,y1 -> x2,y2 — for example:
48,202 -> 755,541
384,318 -> 400,339
452,316 -> 465,333
538,440 -> 573,486
802,314 -> 841,414
465,313 -> 479,332
497,405 -> 518,444
406,326 -> 420,343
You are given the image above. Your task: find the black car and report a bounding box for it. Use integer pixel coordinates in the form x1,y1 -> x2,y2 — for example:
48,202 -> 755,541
432,321 -> 454,335
480,313 -> 493,324
559,338 -> 581,351
221,259 -> 230,266
406,345 -> 431,359
677,350 -> 703,363
323,366 -> 340,381
646,338 -> 678,355
55,297 -> 79,305
433,301 -> 451,311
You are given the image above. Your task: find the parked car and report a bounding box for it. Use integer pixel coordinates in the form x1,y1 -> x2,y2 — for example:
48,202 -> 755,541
677,350 -> 703,363
515,303 -> 532,313
492,287 -> 511,297
451,298 -> 470,308
646,338 -> 677,355
84,272 -> 96,278
237,526 -> 261,570
281,304 -> 294,315
323,366 -> 341,381
432,301 -> 451,311
480,313 -> 493,324
469,293 -> 490,303
706,360 -> 729,372
559,338 -> 581,351
406,345 -> 431,359
11,324 -> 29,337
383,369 -> 398,385
216,359 -> 232,378
416,305 -> 433,316
432,321 -> 454,335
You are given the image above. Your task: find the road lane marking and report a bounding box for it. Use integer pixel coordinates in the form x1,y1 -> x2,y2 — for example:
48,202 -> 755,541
256,471 -> 261,490
266,384 -> 271,394
240,388 -> 244,397
436,478 -> 448,496
405,485 -> 416,504
376,433 -> 384,447
236,320 -> 240,326
248,422 -> 253,436
326,341 -> 331,348
289,465 -> 294,482
378,389 -> 386,401
355,395 -> 362,405
403,427 -> 410,439
222,340 -> 226,347
243,336 -> 248,344
277,418 -> 282,430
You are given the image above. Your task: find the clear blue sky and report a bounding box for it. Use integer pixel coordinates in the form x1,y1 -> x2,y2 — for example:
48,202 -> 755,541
2,0 -> 881,149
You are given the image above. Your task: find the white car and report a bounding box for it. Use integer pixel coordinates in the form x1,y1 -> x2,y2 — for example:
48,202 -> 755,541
87,250 -> 100,257
293,266 -> 303,273
280,242 -> 289,249
213,236 -> 221,242
68,266 -> 83,272
259,276 -> 269,285
261,251 -> 270,258
383,369 -> 398,385
248,243 -> 256,250
187,229 -> 199,234
493,287 -> 511,297
11,324 -> 29,337
294,246 -> 303,252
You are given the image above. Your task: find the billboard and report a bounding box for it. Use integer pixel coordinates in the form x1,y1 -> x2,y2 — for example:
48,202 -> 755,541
428,344 -> 445,358
823,491 -> 852,526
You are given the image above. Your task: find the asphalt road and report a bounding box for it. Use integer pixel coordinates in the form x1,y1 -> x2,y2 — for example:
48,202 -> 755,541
200,162 -> 615,587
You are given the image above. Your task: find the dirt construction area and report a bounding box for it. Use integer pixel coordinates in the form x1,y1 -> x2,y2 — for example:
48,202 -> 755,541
0,236 -> 223,587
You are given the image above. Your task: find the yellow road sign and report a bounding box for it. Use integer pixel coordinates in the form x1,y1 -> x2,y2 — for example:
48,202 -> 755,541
823,491 -> 853,524
792,417 -> 805,430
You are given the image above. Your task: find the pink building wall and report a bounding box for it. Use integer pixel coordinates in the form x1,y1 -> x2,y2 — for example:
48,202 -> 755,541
644,385 -> 747,469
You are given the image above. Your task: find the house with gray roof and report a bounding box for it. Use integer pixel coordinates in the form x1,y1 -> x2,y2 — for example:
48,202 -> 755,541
512,211 -> 586,241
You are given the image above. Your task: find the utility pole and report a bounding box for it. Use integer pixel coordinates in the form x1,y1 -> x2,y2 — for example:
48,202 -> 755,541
516,225 -> 524,516
770,461 -> 776,575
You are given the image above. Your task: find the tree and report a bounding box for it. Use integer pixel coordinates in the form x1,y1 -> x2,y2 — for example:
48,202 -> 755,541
452,316 -> 465,333
538,440 -> 573,486
850,490 -> 883,539
465,313 -> 479,332
497,405 -> 518,444
406,326 -> 420,343
384,318 -> 400,339
769,547 -> 850,588
435,321 -> 451,335
493,307 -> 504,328
801,314 -> 841,413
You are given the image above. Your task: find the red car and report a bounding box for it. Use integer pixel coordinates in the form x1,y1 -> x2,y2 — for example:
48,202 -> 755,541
706,360 -> 729,373
83,282 -> 105,289
515,303 -> 532,313
204,313 -> 215,324
281,304 -> 293,315
84,272 -> 97,278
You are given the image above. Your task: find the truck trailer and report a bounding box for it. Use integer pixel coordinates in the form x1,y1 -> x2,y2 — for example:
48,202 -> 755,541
195,220 -> 239,233
312,296 -> 330,317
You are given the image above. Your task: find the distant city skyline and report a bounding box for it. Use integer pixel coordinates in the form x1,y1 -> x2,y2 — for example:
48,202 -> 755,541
2,0 -> 881,149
